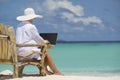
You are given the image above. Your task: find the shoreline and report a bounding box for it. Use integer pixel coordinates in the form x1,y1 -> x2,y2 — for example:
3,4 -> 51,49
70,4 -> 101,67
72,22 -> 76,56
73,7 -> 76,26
0,70 -> 120,80
4,75 -> 120,80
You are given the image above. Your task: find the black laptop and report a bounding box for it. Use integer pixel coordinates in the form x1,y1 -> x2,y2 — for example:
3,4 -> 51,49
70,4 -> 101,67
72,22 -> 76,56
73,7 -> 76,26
40,33 -> 58,45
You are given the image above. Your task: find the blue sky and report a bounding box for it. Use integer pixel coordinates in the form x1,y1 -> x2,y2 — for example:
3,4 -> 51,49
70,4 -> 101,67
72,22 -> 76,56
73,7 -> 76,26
0,0 -> 120,41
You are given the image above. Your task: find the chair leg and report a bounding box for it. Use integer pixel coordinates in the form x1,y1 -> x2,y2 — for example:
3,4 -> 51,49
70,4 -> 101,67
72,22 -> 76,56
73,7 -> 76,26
18,65 -> 25,77
37,63 -> 46,76
40,66 -> 46,76
13,64 -> 18,78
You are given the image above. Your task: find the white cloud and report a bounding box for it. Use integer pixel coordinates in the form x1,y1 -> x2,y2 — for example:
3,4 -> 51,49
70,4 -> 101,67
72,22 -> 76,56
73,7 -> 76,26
79,16 -> 102,25
44,0 -> 57,11
61,12 -> 75,22
61,12 -> 102,25
57,0 -> 84,16
44,0 -> 84,16
32,0 -> 105,33
43,0 -> 103,26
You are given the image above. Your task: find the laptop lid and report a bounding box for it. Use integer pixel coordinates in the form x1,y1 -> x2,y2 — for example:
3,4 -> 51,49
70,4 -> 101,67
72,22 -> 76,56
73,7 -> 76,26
40,33 -> 58,45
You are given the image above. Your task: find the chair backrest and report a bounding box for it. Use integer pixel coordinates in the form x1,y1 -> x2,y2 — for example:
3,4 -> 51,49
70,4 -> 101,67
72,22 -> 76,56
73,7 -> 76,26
0,24 -> 17,64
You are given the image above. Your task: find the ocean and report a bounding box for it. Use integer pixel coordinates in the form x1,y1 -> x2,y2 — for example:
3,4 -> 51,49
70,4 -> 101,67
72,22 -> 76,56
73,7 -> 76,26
0,42 -> 120,76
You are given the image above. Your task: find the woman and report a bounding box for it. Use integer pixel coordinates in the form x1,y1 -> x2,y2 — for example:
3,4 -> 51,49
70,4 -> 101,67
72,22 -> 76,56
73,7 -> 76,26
16,8 -> 63,75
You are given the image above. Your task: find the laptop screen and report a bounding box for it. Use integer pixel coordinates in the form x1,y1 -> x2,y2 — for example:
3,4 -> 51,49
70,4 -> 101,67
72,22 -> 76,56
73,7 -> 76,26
40,33 -> 58,45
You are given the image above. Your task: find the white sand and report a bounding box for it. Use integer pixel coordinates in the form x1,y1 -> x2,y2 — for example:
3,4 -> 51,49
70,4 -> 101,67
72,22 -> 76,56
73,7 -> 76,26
6,75 -> 120,80
0,70 -> 13,75
0,70 -> 120,80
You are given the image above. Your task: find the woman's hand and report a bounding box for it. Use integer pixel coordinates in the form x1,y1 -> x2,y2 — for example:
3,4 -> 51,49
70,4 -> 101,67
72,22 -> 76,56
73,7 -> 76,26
44,40 -> 53,48
43,40 -> 50,44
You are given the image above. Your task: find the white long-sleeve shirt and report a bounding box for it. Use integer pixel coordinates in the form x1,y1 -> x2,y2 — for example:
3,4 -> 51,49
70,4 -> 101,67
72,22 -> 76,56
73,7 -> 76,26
16,21 -> 44,60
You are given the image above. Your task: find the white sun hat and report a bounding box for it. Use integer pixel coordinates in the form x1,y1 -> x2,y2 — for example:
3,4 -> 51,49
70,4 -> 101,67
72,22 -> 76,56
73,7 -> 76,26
16,8 -> 43,21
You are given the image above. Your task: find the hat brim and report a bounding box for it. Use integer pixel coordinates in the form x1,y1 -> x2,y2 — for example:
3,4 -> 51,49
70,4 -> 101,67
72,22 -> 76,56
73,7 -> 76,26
16,14 -> 43,21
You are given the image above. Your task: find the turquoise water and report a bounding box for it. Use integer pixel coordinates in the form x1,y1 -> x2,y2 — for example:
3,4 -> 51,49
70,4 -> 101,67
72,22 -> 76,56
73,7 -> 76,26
0,42 -> 120,75
50,42 -> 120,75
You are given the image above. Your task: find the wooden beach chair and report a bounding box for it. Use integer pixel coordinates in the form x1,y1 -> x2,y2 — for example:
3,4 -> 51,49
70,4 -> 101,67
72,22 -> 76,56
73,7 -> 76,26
0,23 -> 48,78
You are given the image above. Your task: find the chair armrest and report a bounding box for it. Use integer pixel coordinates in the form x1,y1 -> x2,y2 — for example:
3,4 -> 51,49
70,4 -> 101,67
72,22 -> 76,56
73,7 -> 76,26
0,34 -> 8,38
16,43 -> 53,49
16,44 -> 44,47
47,44 -> 54,49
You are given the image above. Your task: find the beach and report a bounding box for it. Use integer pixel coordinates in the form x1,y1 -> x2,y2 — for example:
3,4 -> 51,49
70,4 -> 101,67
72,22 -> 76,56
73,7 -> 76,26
0,70 -> 120,80
6,75 -> 120,80
1,75 -> 120,80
